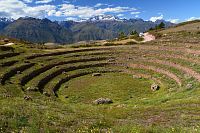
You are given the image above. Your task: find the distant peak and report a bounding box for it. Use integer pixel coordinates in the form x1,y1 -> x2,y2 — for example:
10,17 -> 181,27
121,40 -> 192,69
0,17 -> 14,22
86,15 -> 122,22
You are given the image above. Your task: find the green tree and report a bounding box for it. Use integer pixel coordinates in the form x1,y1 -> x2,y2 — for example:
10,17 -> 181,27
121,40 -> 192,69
130,30 -> 139,36
118,32 -> 126,39
157,22 -> 165,29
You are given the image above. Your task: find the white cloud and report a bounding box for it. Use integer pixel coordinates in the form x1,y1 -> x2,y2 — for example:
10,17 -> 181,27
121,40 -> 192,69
95,3 -> 103,8
0,0 -> 56,19
168,19 -> 180,23
94,3 -> 113,8
135,15 -> 139,18
22,0 -> 33,3
186,17 -> 200,21
131,11 -> 140,15
35,0 -> 54,4
66,17 -> 78,21
55,4 -> 137,19
0,0 -> 138,20
150,14 -> 164,22
117,14 -> 124,17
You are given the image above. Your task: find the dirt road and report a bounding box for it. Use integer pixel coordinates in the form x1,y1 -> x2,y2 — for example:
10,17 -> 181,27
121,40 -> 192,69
143,32 -> 155,42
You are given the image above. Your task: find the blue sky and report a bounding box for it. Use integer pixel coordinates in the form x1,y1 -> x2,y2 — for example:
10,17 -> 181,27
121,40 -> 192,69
0,0 -> 200,23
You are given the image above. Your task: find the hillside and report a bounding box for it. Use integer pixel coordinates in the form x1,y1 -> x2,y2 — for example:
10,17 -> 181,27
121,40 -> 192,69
1,21 -> 200,132
161,20 -> 200,33
0,16 -> 174,44
1,18 -> 73,43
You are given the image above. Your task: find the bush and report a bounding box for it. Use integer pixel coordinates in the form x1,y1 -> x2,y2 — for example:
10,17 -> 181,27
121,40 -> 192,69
125,41 -> 137,45
70,43 -> 100,48
129,35 -> 144,41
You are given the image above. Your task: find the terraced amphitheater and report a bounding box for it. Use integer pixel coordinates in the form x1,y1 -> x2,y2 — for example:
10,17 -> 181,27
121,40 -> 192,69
1,22 -> 200,132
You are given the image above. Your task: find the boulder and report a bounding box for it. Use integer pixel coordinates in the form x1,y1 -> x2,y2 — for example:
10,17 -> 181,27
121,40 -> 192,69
93,98 -> 113,105
151,84 -> 160,91
24,96 -> 32,101
186,83 -> 193,89
26,86 -> 39,91
17,71 -> 21,74
133,75 -> 142,79
107,58 -> 115,62
43,92 -> 50,97
92,73 -> 101,77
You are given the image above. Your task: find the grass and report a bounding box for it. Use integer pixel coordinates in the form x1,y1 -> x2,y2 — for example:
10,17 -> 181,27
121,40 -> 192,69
58,73 -> 155,104
1,29 -> 200,132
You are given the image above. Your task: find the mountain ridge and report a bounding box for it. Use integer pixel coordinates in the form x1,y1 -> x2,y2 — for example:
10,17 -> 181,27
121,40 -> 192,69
0,16 -> 174,44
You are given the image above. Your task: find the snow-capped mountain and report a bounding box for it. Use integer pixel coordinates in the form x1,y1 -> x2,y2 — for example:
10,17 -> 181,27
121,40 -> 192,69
87,15 -> 122,22
0,17 -> 14,22
0,17 -> 14,30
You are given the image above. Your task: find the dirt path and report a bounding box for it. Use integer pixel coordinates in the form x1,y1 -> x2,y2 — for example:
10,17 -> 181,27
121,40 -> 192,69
143,32 -> 156,42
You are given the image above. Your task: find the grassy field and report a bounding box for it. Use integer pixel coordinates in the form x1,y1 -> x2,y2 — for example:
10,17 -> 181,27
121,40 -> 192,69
1,23 -> 200,132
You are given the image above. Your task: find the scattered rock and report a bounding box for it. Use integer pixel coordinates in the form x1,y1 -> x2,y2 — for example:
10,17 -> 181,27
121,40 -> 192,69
17,71 -> 21,74
65,96 -> 69,98
92,73 -> 101,77
24,96 -> 32,101
186,83 -> 193,89
26,86 -> 39,91
186,45 -> 192,48
133,75 -> 142,79
116,104 -> 126,108
62,71 -> 67,74
43,92 -> 50,97
64,85 -> 68,88
3,38 -> 9,43
107,58 -> 115,62
125,66 -> 129,69
151,84 -> 160,91
93,98 -> 113,105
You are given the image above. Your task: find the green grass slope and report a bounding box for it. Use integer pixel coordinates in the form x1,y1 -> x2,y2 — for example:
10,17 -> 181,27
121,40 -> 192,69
1,25 -> 200,132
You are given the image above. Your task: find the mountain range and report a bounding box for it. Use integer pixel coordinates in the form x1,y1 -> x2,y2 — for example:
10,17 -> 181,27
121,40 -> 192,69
0,15 -> 174,44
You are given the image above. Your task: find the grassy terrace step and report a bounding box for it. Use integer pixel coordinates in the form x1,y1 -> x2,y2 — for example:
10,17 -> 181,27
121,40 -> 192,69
118,46 -> 198,63
44,66 -> 123,95
149,59 -> 200,81
0,60 -> 18,67
134,56 -> 200,87
51,68 -> 119,97
127,59 -> 191,86
0,52 -> 21,60
122,70 -> 164,86
118,48 -> 200,85
20,56 -> 112,86
26,47 -> 114,59
0,63 -> 35,85
36,62 -> 111,93
28,50 -> 115,63
114,63 -> 179,89
137,45 -> 200,56
128,63 -> 182,86
24,60 -> 108,88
